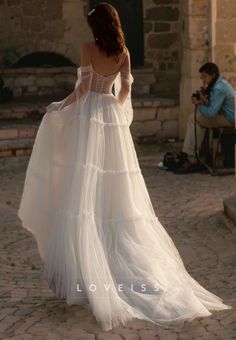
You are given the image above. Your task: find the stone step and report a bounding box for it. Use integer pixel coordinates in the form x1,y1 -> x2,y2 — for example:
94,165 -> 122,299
0,95 -> 179,158
0,95 -> 178,119
131,96 -> 179,143
2,66 -> 156,97
0,137 -> 34,157
0,118 -> 40,158
223,195 -> 236,228
0,119 -> 40,140
0,96 -> 52,120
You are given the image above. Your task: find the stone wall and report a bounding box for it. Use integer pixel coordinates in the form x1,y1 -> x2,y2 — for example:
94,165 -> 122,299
1,66 -> 77,97
0,0 -> 182,98
0,0 -> 92,67
179,0 -> 236,139
179,0 -> 209,138
214,0 -> 236,85
131,98 -> 179,142
2,0 -> 236,143
143,0 -> 181,96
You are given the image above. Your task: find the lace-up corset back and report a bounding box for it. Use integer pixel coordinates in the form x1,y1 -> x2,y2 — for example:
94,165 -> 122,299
90,69 -> 118,94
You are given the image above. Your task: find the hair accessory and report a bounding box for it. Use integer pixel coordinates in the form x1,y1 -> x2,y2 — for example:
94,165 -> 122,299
88,8 -> 95,16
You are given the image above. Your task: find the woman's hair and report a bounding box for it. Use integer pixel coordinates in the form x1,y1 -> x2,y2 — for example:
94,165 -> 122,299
87,2 -> 126,60
199,62 -> 220,96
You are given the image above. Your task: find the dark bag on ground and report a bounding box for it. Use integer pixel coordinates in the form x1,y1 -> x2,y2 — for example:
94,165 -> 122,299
163,151 -> 188,170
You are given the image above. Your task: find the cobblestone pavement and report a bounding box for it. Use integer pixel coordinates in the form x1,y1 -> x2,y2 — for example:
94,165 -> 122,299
0,143 -> 236,340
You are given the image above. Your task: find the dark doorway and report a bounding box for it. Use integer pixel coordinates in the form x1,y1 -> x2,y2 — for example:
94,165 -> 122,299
89,0 -> 144,67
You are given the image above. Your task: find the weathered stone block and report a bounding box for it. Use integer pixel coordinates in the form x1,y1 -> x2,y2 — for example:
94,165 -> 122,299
159,63 -> 166,71
146,6 -> 179,21
18,127 -> 38,138
227,74 -> 236,90
14,77 -> 35,87
134,108 -> 157,121
216,20 -> 236,44
38,88 -> 53,95
132,72 -> 156,84
214,45 -> 236,72
182,17 -> 208,50
45,2 -> 62,19
144,22 -> 153,33
28,86 -> 38,92
132,84 -> 150,95
154,22 -> 171,32
0,128 -> 18,140
148,33 -> 178,49
31,17 -> 43,32
4,78 -> 14,87
37,78 -> 55,87
16,149 -> 32,156
182,0 -> 208,16
7,0 -> 20,5
22,3 -> 41,16
181,48 -> 208,77
217,0 -> 236,19
0,150 -> 13,157
162,120 -> 178,138
151,72 -> 180,97
154,0 -> 179,3
131,120 -> 162,137
157,106 -> 179,121
13,88 -> 22,97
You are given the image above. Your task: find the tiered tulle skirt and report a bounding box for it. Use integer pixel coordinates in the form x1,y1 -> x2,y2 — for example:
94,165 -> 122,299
18,91 -> 232,331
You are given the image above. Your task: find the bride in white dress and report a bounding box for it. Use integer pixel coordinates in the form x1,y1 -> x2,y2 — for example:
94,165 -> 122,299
17,2 -> 232,332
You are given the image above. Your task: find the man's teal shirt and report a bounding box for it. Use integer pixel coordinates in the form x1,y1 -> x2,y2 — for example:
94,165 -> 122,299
198,76 -> 235,124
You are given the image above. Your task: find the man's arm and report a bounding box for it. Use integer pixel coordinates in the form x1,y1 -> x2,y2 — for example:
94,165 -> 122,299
198,88 -> 226,118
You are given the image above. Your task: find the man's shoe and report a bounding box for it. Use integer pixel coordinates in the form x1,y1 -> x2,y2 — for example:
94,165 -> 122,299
173,159 -> 200,174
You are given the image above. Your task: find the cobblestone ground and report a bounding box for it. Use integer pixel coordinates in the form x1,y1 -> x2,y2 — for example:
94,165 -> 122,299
0,143 -> 236,340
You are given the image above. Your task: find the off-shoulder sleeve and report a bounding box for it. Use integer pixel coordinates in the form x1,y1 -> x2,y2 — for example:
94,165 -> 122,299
76,44 -> 93,99
75,64 -> 93,99
114,52 -> 134,126
46,64 -> 93,113
46,43 -> 93,112
116,52 -> 133,105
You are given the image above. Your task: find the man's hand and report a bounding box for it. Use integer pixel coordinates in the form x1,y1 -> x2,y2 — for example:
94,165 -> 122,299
199,93 -> 209,104
191,97 -> 202,105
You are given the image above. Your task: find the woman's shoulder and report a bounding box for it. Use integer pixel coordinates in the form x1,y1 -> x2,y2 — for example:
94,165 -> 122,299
122,46 -> 130,58
119,46 -> 130,65
79,41 -> 94,54
123,45 -> 129,54
79,42 -> 94,66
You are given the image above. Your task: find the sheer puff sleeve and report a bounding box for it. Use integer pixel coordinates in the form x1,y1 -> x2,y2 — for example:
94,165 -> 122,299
114,49 -> 134,126
46,44 -> 93,113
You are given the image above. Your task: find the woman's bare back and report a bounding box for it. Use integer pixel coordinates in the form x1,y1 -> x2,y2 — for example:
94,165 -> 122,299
87,42 -> 128,77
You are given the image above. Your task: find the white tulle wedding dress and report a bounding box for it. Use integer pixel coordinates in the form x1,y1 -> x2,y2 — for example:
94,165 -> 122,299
17,60 -> 232,331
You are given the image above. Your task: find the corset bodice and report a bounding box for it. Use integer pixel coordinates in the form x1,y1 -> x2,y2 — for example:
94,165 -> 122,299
90,69 -> 119,94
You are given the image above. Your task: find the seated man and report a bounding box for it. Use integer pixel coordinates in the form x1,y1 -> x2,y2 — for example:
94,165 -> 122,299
177,62 -> 235,173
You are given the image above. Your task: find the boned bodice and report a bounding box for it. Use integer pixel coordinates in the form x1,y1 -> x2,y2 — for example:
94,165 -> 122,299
90,70 -> 119,94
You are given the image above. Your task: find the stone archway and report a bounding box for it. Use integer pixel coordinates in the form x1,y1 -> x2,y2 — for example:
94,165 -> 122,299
7,43 -> 79,69
12,52 -> 75,68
